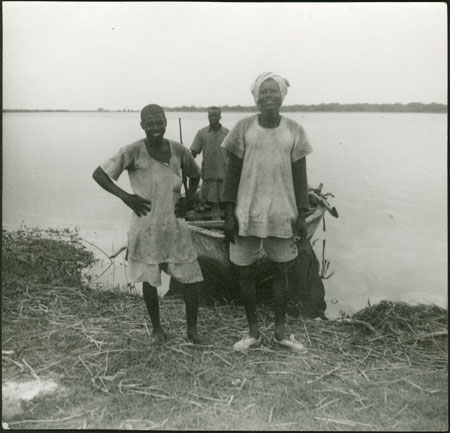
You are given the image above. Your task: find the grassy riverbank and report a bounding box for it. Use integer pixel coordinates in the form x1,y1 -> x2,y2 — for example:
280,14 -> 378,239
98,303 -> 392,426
2,228 -> 448,430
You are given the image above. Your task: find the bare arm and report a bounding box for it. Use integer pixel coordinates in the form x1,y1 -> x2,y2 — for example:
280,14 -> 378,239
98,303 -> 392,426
185,175 -> 200,210
92,166 -> 152,217
292,157 -> 309,212
291,157 -> 309,243
187,175 -> 200,198
222,153 -> 243,243
190,130 -> 202,159
222,152 -> 243,205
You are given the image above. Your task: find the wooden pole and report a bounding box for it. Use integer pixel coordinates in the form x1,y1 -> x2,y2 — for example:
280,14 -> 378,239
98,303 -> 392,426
179,117 -> 188,194
178,118 -> 183,144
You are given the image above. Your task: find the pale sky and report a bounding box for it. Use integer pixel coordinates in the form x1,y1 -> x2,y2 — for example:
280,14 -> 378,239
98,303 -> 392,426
2,2 -> 447,110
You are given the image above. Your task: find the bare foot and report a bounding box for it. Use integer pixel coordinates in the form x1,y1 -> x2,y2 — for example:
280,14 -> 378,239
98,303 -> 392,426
187,331 -> 209,345
274,324 -> 285,342
152,330 -> 167,346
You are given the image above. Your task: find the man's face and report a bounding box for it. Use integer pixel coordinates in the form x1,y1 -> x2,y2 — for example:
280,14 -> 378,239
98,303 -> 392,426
257,79 -> 282,112
140,112 -> 167,140
208,110 -> 221,125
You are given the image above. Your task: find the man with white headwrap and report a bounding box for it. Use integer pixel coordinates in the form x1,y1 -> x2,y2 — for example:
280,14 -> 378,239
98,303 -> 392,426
221,72 -> 312,353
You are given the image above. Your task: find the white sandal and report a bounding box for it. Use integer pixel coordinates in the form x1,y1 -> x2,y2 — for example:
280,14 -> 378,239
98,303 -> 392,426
233,335 -> 262,352
274,334 -> 308,354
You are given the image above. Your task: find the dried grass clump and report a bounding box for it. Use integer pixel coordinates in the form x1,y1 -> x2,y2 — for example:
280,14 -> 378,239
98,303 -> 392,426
2,226 -> 96,287
353,300 -> 447,339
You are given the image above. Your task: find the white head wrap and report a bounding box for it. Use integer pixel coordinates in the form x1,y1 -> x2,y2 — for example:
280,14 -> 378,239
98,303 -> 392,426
251,72 -> 290,104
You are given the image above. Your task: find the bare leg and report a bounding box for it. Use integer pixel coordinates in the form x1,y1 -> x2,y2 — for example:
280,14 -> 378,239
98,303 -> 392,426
142,282 -> 167,345
183,283 -> 207,344
239,264 -> 260,339
272,262 -> 289,341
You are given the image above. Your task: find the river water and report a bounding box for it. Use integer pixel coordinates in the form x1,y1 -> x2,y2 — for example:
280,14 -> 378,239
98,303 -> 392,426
2,111 -> 447,318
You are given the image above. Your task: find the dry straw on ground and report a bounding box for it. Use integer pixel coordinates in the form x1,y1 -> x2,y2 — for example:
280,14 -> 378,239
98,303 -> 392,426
2,227 -> 448,430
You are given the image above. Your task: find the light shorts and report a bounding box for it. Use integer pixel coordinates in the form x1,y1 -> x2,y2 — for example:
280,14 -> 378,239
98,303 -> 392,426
229,236 -> 298,266
128,259 -> 203,287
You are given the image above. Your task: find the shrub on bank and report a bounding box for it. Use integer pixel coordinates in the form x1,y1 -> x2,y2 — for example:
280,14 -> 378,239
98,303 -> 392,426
2,227 -> 96,287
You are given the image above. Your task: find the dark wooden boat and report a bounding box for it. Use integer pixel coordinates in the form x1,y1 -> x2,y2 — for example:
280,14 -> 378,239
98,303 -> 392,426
171,185 -> 338,318
187,204 -> 325,267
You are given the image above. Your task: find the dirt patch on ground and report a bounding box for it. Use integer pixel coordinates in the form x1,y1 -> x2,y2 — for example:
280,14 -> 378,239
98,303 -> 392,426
2,379 -> 60,418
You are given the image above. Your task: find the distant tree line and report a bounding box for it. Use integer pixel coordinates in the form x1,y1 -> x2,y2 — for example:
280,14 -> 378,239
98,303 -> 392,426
3,109 -> 73,112
164,102 -> 447,113
4,102 -> 447,113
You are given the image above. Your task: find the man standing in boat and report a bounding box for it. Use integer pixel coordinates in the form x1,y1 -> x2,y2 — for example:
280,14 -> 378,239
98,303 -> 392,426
221,72 -> 312,353
190,107 -> 229,213
92,104 -> 207,346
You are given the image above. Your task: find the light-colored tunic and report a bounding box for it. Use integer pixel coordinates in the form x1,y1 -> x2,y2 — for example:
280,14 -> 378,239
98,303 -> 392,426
191,125 -> 229,180
191,125 -> 229,203
101,139 -> 203,286
221,115 -> 313,239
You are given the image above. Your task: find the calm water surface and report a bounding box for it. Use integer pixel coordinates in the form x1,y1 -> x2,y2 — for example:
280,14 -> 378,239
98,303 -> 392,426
2,112 -> 447,318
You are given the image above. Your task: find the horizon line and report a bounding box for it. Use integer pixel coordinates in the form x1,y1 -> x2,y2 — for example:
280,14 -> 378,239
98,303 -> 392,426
3,101 -> 448,112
